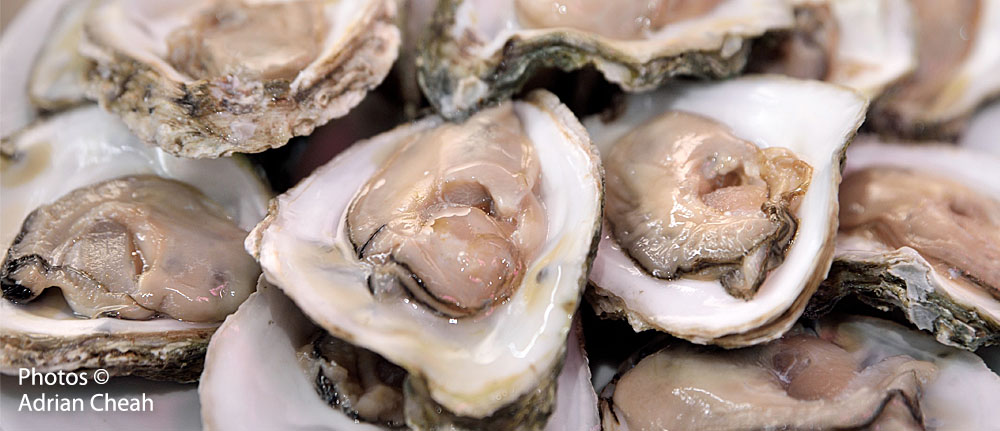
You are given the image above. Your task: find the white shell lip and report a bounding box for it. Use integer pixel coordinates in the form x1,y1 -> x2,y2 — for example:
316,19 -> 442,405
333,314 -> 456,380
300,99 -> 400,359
249,90 -> 602,418
0,105 -> 270,377
802,0 -> 917,99
584,75 -> 868,345
834,140 -> 1000,333
199,280 -> 601,431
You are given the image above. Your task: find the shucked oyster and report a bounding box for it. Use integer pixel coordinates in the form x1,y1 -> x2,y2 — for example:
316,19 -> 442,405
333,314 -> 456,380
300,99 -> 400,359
248,90 -> 602,429
869,0 -> 1000,139
809,140 -> 1000,350
0,106 -> 269,381
418,0 -> 793,119
584,76 -> 867,347
26,0 -> 98,111
747,0 -> 917,100
600,315 -> 1000,430
80,0 -> 400,157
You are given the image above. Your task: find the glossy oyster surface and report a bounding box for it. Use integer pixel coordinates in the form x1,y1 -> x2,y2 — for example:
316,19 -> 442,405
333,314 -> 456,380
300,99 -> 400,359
248,90 -> 602,428
0,106 -> 269,381
869,0 -> 1000,139
600,316 -> 1000,430
80,0 -> 400,158
584,76 -> 867,347
810,140 -> 1000,350
199,282 -> 600,431
748,0 -> 916,99
2,175 -> 259,322
418,0 -> 794,119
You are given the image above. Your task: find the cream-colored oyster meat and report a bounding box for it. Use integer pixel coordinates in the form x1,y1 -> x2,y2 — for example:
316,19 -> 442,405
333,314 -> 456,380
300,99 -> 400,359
584,76 -> 866,347
2,175 -> 258,322
348,105 -> 546,317
601,316 -> 1000,430
605,111 -> 811,299
80,0 -> 400,157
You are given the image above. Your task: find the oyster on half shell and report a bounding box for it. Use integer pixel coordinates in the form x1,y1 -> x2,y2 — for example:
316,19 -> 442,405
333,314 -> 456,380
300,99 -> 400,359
600,315 -> 1000,430
418,0 -> 794,119
247,90 -> 602,429
80,0 -> 400,157
0,106 -> 269,381
809,140 -> 1000,350
584,76 -> 867,347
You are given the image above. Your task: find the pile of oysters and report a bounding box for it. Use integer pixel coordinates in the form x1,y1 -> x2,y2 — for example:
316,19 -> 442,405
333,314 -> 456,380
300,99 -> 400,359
1,0 -> 998,430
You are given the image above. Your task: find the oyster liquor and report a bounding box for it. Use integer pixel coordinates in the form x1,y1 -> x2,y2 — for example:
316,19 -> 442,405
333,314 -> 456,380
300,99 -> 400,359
19,393 -> 153,412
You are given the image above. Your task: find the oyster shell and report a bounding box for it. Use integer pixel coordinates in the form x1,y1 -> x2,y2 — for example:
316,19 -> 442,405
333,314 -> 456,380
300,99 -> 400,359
27,0 -> 97,111
418,0 -> 794,119
869,0 -> 1000,139
583,76 -> 867,347
600,315 -> 1000,430
79,0 -> 400,158
247,90 -> 602,429
747,0 -> 917,99
0,106 -> 269,381
199,281 -> 600,430
809,140 -> 1000,350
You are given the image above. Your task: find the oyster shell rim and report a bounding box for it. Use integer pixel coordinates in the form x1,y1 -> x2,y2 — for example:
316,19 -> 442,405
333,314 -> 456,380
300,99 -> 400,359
78,0 -> 401,158
247,89 -> 604,418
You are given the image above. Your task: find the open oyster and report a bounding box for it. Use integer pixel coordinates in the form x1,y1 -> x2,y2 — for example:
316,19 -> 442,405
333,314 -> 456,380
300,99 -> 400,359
27,0 -> 97,111
79,0 -> 400,158
600,315 -> 1000,430
809,140 -> 1000,350
869,0 -> 1000,139
199,281 -> 600,431
0,106 -> 269,381
747,0 -> 916,99
248,90 -> 602,429
584,76 -> 867,347
418,0 -> 794,119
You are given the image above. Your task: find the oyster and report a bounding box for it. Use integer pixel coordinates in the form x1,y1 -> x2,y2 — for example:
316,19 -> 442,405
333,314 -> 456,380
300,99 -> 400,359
747,0 -> 917,99
418,0 -> 794,119
809,140 -> 1000,350
869,0 -> 1000,139
600,315 -> 1000,430
79,0 -> 400,158
0,106 -> 269,381
199,281 -> 600,431
27,0 -> 97,111
584,76 -> 867,347
247,90 -> 602,429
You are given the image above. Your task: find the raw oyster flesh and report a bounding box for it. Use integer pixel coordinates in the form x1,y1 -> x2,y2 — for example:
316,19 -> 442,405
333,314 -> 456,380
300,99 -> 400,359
600,316 -> 1000,430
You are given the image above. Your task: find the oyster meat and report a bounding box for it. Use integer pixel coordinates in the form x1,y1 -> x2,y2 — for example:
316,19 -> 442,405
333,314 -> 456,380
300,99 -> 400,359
584,76 -> 867,347
0,106 -> 269,381
80,0 -> 401,157
247,90 -> 602,429
600,315 -> 1000,430
810,140 -> 1000,350
418,0 -> 794,118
